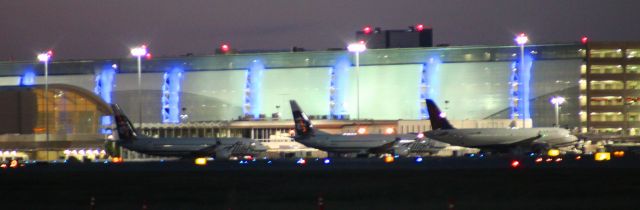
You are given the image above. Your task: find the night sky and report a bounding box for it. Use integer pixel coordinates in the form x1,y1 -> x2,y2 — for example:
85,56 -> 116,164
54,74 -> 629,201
2,0 -> 639,61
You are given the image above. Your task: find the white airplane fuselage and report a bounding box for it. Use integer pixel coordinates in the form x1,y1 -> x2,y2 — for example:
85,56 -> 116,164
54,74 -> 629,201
297,133 -> 417,153
425,127 -> 577,148
120,137 -> 266,158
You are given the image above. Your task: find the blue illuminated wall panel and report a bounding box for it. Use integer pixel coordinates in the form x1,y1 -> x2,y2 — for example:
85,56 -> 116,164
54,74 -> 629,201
161,68 -> 183,123
330,57 -> 351,119
95,65 -> 116,133
246,60 -> 265,118
423,56 -> 442,119
511,54 -> 533,122
261,67 -> 331,120
20,71 -> 35,86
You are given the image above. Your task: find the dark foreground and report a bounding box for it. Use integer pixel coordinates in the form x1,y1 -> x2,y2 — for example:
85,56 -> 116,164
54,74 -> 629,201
1,156 -> 639,210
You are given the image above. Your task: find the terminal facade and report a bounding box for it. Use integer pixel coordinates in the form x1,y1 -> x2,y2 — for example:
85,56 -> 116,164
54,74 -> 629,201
1,41 -> 638,160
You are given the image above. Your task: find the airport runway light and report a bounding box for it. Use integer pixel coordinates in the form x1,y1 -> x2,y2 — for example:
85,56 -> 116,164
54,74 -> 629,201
515,33 -> 528,128
323,158 -> 331,164
130,45 -> 148,129
510,160 -> 520,168
38,50 -> 52,161
550,96 -> 565,127
194,158 -> 207,166
594,152 -> 611,161
348,42 -> 366,120
384,155 -> 395,163
547,149 -> 561,157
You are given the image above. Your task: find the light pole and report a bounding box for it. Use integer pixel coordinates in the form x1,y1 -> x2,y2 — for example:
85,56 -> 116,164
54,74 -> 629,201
515,33 -> 529,128
37,50 -> 52,160
550,96 -> 565,127
347,42 -> 366,120
130,45 -> 147,129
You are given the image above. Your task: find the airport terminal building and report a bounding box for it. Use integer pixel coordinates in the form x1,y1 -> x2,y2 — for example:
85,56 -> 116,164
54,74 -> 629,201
1,41 -> 638,160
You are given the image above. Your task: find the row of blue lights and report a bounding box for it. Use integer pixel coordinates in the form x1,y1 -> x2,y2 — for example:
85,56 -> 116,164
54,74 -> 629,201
245,60 -> 265,119
422,56 -> 441,119
510,54 -> 533,121
94,64 -> 116,133
162,68 -> 183,123
330,56 -> 350,119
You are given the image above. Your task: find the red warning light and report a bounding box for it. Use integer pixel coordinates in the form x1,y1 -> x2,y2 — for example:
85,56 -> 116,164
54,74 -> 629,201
220,44 -> 230,53
510,160 -> 520,168
363,26 -> 372,34
581,36 -> 588,44
144,53 -> 152,60
415,24 -> 425,32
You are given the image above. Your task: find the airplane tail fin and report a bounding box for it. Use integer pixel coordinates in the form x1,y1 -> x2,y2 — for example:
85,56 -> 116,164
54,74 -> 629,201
425,99 -> 455,130
111,104 -> 139,141
290,100 -> 314,140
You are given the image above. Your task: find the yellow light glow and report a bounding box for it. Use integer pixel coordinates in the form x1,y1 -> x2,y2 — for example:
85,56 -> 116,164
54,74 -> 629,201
594,152 -> 611,161
547,149 -> 561,157
613,151 -> 625,158
357,127 -> 367,135
195,158 -> 207,166
384,155 -> 395,163
111,157 -> 123,163
384,127 -> 394,134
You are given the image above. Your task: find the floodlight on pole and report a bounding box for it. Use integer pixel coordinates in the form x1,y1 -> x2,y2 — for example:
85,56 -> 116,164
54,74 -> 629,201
515,33 -> 528,127
348,42 -> 367,120
130,45 -> 148,129
550,96 -> 566,127
515,33 -> 529,45
37,50 -> 52,161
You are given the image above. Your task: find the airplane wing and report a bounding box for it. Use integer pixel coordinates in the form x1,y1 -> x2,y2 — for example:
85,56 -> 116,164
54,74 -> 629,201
507,133 -> 543,147
475,133 -> 544,153
190,142 -> 222,157
367,138 -> 402,154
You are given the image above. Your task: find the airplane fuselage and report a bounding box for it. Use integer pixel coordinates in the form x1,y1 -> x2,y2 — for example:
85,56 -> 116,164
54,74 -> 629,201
297,133 -> 417,154
120,137 -> 266,158
425,127 -> 577,149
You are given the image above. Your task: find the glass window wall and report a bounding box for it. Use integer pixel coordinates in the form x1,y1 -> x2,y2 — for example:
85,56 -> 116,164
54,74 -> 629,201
627,81 -> 640,90
590,49 -> 623,58
590,65 -> 623,74
589,80 -> 624,90
589,96 -> 623,106
627,49 -> 640,59
627,65 -> 640,74
590,112 -> 623,122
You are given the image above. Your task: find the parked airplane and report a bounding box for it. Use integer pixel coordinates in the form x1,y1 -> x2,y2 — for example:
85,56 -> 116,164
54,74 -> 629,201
423,99 -> 578,153
111,104 -> 267,159
290,100 -> 420,155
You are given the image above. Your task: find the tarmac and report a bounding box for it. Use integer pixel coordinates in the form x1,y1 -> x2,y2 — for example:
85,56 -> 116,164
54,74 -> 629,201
1,155 -> 639,209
